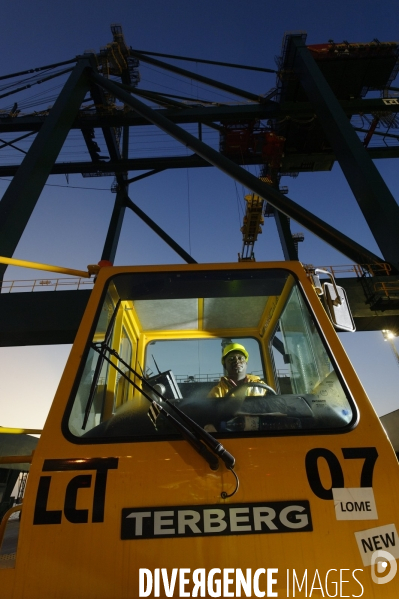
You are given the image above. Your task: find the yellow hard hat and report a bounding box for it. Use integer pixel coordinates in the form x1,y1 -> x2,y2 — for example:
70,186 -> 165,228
221,343 -> 249,364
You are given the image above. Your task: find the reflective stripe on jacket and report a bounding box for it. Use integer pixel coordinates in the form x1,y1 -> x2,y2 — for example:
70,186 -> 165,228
208,374 -> 266,398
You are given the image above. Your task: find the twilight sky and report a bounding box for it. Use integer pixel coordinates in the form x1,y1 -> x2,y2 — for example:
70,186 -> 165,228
0,0 -> 399,430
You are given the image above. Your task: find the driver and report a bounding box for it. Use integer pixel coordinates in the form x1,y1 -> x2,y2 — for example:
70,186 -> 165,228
208,343 -> 269,398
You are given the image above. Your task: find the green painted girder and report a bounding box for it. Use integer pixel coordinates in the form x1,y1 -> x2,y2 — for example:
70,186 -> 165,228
0,59 -> 391,270
291,36 -> 399,270
0,290 -> 92,346
74,71 -> 386,268
0,145 -> 398,179
124,195 -> 197,264
86,61 -> 129,263
302,148 -> 399,160
101,190 -> 127,263
274,211 -> 299,260
0,59 -> 92,263
128,49 -> 266,104
0,281 -> 398,347
0,154 -> 209,176
336,276 -> 399,334
0,104 -> 278,133
0,98 -> 398,133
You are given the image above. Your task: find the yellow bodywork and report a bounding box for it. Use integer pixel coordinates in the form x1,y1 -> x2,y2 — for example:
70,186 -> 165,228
1,261 -> 398,598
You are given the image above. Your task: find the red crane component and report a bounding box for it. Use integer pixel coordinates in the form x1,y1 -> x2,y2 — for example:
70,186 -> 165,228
307,41 -> 399,61
260,132 -> 285,168
220,122 -> 285,168
363,116 -> 380,147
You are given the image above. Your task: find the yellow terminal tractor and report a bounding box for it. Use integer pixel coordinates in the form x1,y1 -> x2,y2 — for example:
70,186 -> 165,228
1,260 -> 398,598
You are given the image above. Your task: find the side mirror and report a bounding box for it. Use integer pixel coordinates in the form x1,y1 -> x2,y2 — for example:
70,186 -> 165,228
313,269 -> 356,332
323,282 -> 356,332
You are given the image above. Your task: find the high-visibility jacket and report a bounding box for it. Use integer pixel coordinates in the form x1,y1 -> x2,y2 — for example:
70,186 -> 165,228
208,374 -> 267,398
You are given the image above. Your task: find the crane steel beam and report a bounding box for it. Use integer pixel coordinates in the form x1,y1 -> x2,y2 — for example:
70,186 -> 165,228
132,87 -> 192,109
0,104 -> 278,133
0,58 -> 92,279
274,211 -> 299,260
0,155 -> 211,176
128,50 -> 265,104
0,131 -> 36,150
0,66 -> 74,103
101,168 -> 128,264
1,146 -> 399,180
129,49 -> 277,74
0,98 -> 398,133
101,190 -> 127,264
86,62 -> 124,167
290,36 -> 399,271
1,278 -> 399,346
89,70 -> 385,268
0,57 -> 78,82
0,290 -> 92,346
102,164 -> 169,265
100,124 -> 132,263
89,67 -> 130,263
125,169 -> 165,186
124,196 -> 197,264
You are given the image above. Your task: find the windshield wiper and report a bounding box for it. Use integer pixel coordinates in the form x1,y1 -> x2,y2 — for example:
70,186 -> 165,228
91,345 -> 220,471
103,345 -> 235,471
90,342 -> 237,485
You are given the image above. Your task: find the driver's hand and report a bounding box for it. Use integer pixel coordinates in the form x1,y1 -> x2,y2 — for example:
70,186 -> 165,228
248,386 -> 269,396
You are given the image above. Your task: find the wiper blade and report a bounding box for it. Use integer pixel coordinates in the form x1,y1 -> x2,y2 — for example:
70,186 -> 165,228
147,401 -> 219,471
106,344 -> 235,470
144,378 -> 235,469
92,345 -> 219,471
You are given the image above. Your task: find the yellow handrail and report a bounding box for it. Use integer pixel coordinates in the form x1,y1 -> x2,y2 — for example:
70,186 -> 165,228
0,455 -> 33,465
0,505 -> 22,550
305,263 -> 392,278
0,427 -> 42,434
0,255 -> 96,278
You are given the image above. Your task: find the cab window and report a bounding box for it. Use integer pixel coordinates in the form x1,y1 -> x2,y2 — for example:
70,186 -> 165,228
270,285 -> 352,426
64,268 -> 356,442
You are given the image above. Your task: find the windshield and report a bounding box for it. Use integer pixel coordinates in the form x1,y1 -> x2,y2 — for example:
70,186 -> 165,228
65,268 -> 355,442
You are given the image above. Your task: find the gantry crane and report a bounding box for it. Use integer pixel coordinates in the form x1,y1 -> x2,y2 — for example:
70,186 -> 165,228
1,27 -> 399,343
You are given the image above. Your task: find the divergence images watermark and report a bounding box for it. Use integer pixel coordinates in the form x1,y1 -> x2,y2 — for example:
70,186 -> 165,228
370,550 -> 397,585
139,568 -> 366,597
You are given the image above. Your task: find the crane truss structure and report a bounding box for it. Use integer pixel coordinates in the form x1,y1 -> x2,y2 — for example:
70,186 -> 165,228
1,26 -> 399,344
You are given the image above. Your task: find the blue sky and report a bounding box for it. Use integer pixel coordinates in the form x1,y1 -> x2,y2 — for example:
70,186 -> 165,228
1,0 -> 399,429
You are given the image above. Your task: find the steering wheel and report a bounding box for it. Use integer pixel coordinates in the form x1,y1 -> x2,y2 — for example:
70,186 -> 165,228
224,381 -> 277,399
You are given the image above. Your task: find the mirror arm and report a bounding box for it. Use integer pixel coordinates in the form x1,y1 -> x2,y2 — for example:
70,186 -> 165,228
314,268 -> 342,305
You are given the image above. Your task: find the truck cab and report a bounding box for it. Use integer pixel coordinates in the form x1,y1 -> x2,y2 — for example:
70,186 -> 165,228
1,261 -> 398,598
